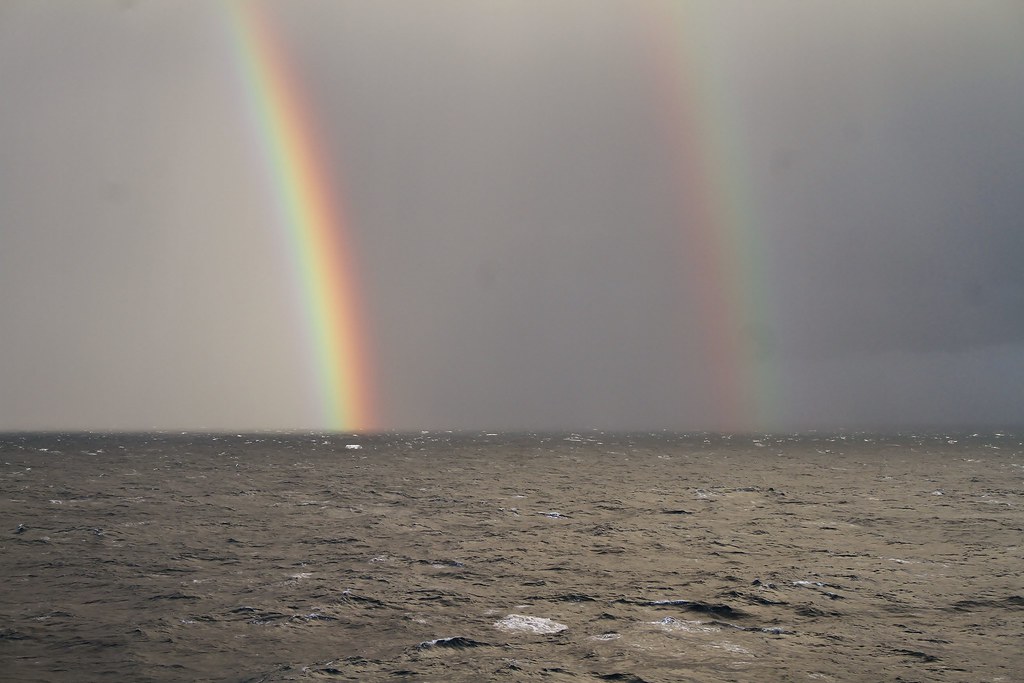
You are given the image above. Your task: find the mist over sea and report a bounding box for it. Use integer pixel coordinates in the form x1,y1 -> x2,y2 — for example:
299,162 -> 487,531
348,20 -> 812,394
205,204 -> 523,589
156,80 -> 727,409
2,430 -> 1022,681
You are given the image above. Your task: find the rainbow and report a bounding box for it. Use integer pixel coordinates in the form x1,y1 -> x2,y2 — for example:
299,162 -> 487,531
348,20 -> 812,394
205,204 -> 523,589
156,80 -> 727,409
646,2 -> 777,431
221,1 -> 776,432
226,1 -> 376,431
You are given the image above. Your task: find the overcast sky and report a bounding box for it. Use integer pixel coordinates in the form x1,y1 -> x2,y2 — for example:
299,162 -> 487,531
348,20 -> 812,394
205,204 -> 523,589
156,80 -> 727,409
1,1 -> 1022,432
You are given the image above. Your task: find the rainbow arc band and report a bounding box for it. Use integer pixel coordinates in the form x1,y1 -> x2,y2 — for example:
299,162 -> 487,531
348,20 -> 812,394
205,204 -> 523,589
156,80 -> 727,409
647,1 -> 774,431
227,1 -> 375,431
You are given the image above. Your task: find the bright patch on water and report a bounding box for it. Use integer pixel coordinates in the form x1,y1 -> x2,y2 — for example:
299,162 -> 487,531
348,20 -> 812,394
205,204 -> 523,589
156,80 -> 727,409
493,614 -> 567,634
652,617 -> 720,633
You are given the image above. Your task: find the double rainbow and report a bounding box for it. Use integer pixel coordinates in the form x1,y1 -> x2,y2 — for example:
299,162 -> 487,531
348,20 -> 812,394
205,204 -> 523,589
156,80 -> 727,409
224,2 -> 773,432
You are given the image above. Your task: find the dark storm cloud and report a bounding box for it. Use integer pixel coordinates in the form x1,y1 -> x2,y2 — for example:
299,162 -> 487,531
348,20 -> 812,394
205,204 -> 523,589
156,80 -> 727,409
739,1 -> 1024,360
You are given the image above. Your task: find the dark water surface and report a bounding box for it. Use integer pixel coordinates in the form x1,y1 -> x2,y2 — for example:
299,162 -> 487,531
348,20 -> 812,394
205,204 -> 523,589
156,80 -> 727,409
1,431 -> 1022,681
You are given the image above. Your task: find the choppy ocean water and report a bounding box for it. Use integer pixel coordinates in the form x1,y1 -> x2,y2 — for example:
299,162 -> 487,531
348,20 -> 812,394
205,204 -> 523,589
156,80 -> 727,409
1,430 -> 1022,681
3,427 -> 1021,458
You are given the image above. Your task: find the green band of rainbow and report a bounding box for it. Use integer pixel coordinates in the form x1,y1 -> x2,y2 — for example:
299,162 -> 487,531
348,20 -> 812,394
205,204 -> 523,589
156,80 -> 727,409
226,1 -> 375,431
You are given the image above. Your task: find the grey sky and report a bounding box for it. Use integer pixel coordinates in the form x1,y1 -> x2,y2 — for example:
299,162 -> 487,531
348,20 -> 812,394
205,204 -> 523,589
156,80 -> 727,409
1,1 -> 1022,431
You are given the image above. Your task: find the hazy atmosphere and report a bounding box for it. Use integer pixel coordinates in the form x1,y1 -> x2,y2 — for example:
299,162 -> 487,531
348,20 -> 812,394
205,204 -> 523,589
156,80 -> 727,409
1,0 -> 1022,432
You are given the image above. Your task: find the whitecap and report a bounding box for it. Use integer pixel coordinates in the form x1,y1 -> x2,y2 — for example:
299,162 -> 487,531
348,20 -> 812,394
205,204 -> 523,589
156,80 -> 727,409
590,632 -> 621,641
652,617 -> 720,633
493,614 -> 567,634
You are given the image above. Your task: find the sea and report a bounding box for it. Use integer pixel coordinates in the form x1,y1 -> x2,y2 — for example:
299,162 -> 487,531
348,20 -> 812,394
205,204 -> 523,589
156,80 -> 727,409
2,430 -> 1021,681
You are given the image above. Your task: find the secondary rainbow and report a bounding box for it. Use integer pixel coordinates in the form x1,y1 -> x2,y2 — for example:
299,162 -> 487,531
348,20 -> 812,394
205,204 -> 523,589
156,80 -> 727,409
646,2 -> 777,431
226,1 -> 376,431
